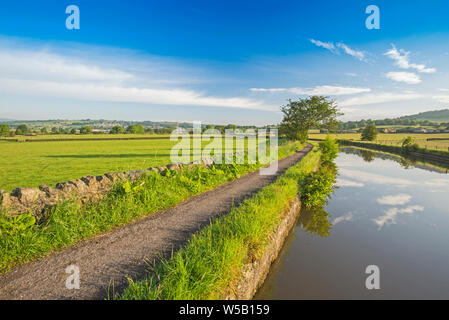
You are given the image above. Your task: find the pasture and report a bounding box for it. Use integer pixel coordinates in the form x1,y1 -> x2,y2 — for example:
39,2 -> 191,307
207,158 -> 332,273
0,136 -> 287,192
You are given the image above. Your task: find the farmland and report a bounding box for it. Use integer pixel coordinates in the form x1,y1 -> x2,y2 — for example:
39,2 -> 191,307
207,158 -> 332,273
309,133 -> 449,152
0,136 -> 285,192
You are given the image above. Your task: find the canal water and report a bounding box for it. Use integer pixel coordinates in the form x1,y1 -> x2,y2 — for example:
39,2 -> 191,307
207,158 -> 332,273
255,147 -> 449,299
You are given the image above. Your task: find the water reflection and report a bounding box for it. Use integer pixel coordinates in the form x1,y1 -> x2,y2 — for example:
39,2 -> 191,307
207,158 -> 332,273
297,207 -> 333,238
255,146 -> 449,299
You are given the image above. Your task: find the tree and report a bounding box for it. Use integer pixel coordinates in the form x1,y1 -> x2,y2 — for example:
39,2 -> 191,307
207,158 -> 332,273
361,124 -> 378,141
16,124 -> 29,135
110,126 -> 124,134
279,96 -> 342,143
70,128 -> 77,134
80,126 -> 93,134
40,127 -> 48,134
0,124 -> 10,137
126,124 -> 145,134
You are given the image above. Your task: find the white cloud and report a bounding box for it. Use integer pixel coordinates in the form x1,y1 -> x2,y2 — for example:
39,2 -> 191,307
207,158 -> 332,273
386,72 -> 422,84
310,39 -> 336,52
373,205 -> 424,230
384,45 -> 436,73
377,194 -> 411,206
339,92 -> 423,107
333,212 -> 354,225
310,39 -> 366,62
0,44 -> 274,111
336,43 -> 366,61
250,85 -> 371,96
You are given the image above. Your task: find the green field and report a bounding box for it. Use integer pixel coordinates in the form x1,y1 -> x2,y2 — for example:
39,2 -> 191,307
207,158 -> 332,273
309,133 -> 449,152
0,137 -> 281,192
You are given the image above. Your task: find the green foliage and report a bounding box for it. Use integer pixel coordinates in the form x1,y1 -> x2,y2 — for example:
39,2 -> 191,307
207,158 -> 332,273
0,213 -> 36,237
16,124 -> 29,135
126,124 -> 145,134
297,207 -> 332,238
110,126 -> 125,134
0,124 -> 10,137
401,136 -> 419,153
318,135 -> 339,164
361,124 -> 378,141
80,126 -> 93,134
279,96 -> 343,143
299,165 -> 337,208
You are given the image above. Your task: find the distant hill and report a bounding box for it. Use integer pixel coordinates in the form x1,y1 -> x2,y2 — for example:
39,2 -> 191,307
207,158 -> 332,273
398,109 -> 449,123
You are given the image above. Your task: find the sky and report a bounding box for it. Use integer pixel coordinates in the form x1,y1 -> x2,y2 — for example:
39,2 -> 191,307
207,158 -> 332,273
0,0 -> 448,125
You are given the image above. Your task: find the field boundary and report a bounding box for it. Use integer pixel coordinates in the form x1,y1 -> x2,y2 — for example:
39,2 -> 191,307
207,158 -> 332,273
0,157 -> 215,217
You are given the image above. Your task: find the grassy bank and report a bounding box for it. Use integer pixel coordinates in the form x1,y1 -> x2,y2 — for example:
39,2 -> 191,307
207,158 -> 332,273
118,147 -> 323,300
0,141 -> 301,273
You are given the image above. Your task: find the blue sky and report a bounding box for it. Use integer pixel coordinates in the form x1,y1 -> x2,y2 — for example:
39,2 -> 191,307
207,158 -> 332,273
0,0 -> 448,125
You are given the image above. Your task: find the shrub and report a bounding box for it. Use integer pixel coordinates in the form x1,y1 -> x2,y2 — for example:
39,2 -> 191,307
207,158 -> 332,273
299,165 -> 337,208
318,135 -> 339,164
401,136 -> 419,153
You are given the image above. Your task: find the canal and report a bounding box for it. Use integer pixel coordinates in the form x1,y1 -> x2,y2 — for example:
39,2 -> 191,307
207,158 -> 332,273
255,147 -> 449,299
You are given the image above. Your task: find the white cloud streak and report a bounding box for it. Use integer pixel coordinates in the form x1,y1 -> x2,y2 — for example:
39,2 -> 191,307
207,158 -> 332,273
310,39 -> 367,62
384,45 -> 436,73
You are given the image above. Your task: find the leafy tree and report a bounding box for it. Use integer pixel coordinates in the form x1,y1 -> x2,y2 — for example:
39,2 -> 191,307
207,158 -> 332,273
0,124 -> 10,137
70,128 -> 77,134
16,124 -> 29,135
361,124 -> 378,141
40,127 -> 48,134
51,127 -> 59,134
80,126 -> 93,134
110,125 -> 124,134
279,96 -> 342,143
126,124 -> 145,134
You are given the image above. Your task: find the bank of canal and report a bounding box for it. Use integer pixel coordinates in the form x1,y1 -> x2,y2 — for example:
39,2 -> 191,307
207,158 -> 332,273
255,147 -> 449,299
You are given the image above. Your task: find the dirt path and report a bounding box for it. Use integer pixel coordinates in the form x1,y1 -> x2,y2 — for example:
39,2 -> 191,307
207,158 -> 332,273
0,144 -> 313,300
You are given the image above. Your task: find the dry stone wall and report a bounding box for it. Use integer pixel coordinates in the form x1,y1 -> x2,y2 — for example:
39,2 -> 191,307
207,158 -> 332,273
0,157 -> 217,219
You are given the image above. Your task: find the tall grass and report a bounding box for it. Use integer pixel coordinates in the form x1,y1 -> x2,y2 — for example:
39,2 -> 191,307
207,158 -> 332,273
118,149 -> 321,300
0,142 -> 302,273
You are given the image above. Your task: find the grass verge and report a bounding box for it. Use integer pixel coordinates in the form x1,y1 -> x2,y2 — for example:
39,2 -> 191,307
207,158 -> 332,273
0,141 -> 302,273
118,147 -> 321,300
